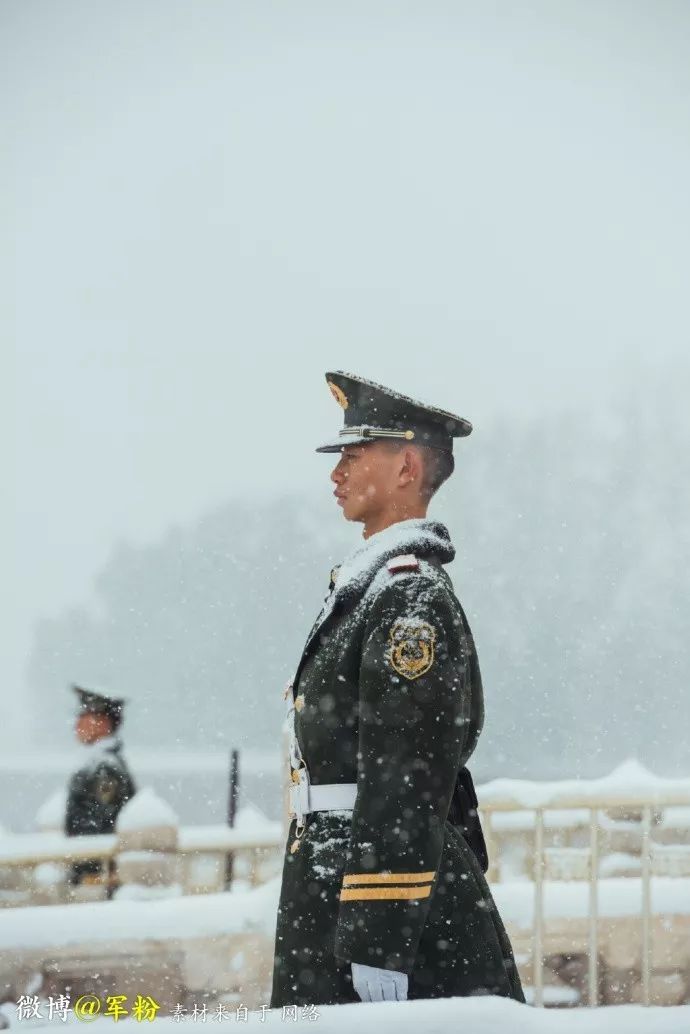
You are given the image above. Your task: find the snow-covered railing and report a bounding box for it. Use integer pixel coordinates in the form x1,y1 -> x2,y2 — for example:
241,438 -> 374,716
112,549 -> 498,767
0,823 -> 283,905
477,760 -> 690,1008
0,825 -> 283,869
0,803 -> 283,905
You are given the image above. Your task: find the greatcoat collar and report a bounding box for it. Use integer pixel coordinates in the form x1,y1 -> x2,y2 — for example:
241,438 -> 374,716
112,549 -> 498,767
293,518 -> 455,695
79,733 -> 124,771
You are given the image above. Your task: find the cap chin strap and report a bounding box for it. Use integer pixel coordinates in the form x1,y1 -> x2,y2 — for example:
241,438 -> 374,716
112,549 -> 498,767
339,426 -> 415,441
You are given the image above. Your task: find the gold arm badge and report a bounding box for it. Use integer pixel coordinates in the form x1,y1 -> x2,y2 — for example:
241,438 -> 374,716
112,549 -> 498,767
387,619 -> 437,680
327,381 -> 349,409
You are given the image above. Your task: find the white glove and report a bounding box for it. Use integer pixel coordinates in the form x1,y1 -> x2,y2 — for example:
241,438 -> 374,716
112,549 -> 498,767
351,962 -> 408,1002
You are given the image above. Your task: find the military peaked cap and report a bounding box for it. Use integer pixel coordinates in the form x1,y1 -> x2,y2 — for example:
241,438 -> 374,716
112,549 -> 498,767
72,684 -> 126,728
316,370 -> 472,454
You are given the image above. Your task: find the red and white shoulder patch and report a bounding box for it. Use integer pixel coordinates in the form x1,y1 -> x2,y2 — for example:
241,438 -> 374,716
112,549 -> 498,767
386,553 -> 420,574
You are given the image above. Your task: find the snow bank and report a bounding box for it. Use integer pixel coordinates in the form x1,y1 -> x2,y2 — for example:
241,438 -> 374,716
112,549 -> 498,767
479,759 -> 690,809
494,876 -> 690,927
0,877 -> 280,950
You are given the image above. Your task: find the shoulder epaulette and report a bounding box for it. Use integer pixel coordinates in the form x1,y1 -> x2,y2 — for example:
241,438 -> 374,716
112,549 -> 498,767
386,554 -> 420,574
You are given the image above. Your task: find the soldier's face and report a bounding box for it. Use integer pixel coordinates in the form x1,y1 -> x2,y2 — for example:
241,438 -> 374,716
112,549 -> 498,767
75,712 -> 114,744
331,442 -> 405,523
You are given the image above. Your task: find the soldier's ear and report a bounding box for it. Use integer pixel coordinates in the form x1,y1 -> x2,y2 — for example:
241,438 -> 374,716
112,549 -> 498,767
398,446 -> 422,487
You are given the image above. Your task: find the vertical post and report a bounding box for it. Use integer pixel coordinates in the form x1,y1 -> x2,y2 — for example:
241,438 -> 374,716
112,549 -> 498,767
588,808 -> 599,1007
106,855 -> 117,901
640,805 -> 652,1006
533,808 -> 544,1007
225,748 -> 239,890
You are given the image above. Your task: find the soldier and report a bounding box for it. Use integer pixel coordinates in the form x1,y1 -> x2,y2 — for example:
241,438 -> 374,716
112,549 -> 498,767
270,371 -> 526,1007
65,684 -> 137,892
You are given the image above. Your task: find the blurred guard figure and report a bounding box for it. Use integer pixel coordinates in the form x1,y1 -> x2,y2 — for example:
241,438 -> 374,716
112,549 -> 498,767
65,684 -> 137,893
270,372 -> 525,1007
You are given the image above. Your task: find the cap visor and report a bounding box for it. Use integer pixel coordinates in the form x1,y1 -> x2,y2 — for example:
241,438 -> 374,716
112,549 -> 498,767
315,433 -> 370,453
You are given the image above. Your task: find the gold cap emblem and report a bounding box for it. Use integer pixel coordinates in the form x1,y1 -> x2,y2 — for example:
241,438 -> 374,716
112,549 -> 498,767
327,381 -> 349,409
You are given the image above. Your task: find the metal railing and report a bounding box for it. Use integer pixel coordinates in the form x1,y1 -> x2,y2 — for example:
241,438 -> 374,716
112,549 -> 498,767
0,824 -> 283,902
479,785 -> 690,1007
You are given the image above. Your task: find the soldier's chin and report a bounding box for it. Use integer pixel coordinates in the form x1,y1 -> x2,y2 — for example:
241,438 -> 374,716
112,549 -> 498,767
340,497 -> 366,522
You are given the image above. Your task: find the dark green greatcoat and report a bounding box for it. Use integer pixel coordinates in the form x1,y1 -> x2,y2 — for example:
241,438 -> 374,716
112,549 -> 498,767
270,518 -> 526,1007
64,736 -> 137,884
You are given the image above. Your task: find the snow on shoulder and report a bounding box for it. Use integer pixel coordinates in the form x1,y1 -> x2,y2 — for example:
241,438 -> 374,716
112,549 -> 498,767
116,787 -> 178,831
334,518 -> 453,594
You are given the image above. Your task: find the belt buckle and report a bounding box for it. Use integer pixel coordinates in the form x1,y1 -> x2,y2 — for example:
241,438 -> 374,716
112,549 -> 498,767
288,767 -> 310,825
288,783 -> 301,825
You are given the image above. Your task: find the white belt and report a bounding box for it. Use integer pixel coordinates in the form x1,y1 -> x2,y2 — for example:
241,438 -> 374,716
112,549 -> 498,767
288,773 -> 357,826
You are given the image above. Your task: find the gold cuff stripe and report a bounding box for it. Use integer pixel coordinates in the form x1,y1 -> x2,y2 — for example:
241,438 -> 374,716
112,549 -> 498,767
340,885 -> 432,902
342,871 -> 435,886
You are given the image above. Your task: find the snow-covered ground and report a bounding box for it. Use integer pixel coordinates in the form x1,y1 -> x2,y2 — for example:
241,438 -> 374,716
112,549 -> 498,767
2,996 -> 689,1033
0,879 -> 279,949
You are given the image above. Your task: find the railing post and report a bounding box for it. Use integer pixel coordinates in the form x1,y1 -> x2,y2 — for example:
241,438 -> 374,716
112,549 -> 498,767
640,805 -> 652,1006
588,808 -> 599,1006
248,848 -> 263,887
225,748 -> 240,890
533,808 -> 544,1007
115,788 -> 179,898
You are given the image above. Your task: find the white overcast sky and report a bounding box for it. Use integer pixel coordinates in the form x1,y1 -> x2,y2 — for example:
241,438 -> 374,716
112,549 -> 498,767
2,0 -> 689,736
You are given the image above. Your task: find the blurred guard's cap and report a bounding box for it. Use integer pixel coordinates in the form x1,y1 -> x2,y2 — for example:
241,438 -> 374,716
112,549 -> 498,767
316,370 -> 472,453
72,684 -> 126,729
